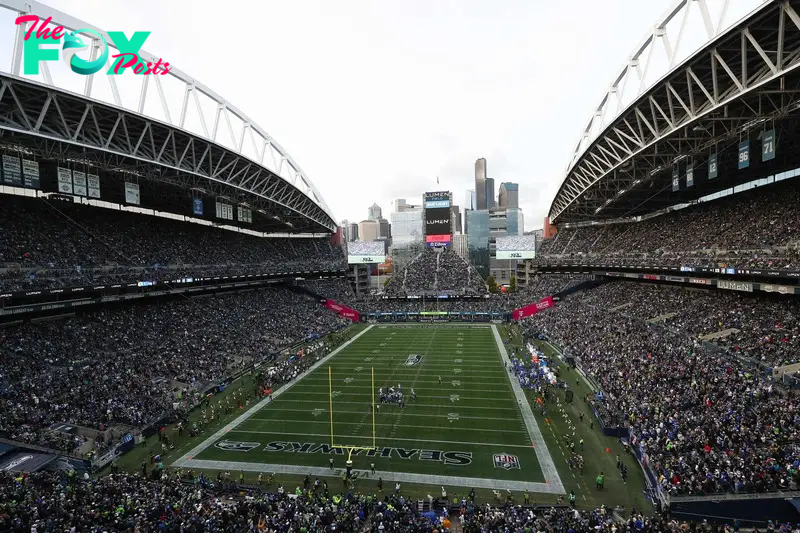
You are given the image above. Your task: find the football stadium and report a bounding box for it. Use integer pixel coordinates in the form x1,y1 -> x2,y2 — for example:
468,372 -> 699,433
2,0 -> 800,531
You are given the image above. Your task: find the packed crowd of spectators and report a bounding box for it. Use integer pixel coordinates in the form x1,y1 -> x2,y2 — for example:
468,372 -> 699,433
300,278 -> 357,303
0,194 -> 346,292
523,281 -> 800,496
0,287 -> 349,454
6,470 -> 799,532
537,178 -> 800,270
305,275 -> 588,314
0,470 -> 446,533
573,281 -> 800,368
384,248 -> 486,296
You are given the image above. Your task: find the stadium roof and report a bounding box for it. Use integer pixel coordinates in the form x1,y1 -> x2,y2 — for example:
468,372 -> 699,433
547,0 -> 800,224
0,0 -> 336,233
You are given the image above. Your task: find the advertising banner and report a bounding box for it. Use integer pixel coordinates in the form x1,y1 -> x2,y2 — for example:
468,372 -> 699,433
324,299 -> 360,322
511,296 -> 555,321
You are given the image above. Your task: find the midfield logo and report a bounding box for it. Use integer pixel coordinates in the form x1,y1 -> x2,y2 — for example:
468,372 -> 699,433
493,453 -> 520,470
405,354 -> 423,366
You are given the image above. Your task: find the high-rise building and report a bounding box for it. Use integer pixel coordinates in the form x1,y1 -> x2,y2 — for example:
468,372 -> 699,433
485,178 -> 495,210
390,208 -> 423,248
341,219 -> 359,241
464,190 -> 475,210
368,203 -> 382,220
392,199 -> 419,213
348,222 -> 359,242
498,182 -> 519,209
475,158 -> 487,210
452,234 -> 468,262
466,209 -> 490,278
358,219 -> 379,241
488,207 -> 524,283
377,218 -> 391,241
450,205 -> 462,234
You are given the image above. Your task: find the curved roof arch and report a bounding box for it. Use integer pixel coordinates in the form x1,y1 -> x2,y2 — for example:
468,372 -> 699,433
551,0 -> 768,222
0,0 -> 335,229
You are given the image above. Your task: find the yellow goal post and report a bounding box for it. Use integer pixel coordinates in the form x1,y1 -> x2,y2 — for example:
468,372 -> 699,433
328,366 -> 377,461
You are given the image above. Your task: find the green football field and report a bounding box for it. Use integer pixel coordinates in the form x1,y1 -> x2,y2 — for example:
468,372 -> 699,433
174,324 -> 563,493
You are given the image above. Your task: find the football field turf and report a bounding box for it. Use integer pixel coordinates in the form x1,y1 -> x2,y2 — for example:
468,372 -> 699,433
174,324 -> 564,493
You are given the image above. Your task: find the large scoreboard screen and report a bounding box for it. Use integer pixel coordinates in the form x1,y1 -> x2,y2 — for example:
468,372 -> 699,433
347,241 -> 386,264
425,207 -> 451,236
495,235 -> 537,260
423,191 -> 452,248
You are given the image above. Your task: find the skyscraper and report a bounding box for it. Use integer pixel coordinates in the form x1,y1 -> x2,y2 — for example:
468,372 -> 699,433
475,158 -> 487,210
498,182 -> 519,209
368,203 -> 382,220
358,219 -> 379,241
485,178 -> 495,210
465,190 -> 475,210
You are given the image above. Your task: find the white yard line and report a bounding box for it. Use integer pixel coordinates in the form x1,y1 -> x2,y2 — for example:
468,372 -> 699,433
242,408 -> 514,421
266,399 -> 516,411
490,324 -> 565,494
225,429 -> 532,449
174,323 -> 564,496
246,418 -> 527,434
172,325 -> 375,466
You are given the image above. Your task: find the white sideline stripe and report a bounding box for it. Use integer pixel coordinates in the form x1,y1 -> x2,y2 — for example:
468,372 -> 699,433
491,325 -> 564,493
175,460 -> 560,494
236,407 -> 507,422
224,429 -> 532,449
247,418 -> 527,434
173,325 -> 376,466
271,399 -> 517,411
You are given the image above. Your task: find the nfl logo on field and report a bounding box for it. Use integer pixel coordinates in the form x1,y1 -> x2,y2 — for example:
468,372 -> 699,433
493,453 -> 520,470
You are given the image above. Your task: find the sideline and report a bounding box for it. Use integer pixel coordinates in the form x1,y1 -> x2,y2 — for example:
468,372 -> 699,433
172,325 -> 375,467
490,324 -> 565,494
179,458 -> 558,493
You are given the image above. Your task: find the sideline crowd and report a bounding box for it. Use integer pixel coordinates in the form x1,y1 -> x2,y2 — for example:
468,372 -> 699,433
537,178 -> 800,271
523,281 -> 800,496
4,470 -> 794,532
0,287 -> 349,454
0,195 -> 345,292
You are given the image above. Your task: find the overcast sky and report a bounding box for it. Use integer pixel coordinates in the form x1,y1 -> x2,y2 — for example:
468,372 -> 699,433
7,0 -> 760,231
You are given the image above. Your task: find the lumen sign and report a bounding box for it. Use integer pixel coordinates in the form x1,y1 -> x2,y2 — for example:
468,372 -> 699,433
15,15 -> 172,76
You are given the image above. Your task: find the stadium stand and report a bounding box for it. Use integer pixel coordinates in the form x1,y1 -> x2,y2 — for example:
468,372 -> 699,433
537,178 -> 800,270
384,248 -> 487,296
4,470 -> 796,532
522,281 -> 800,496
305,275 -> 586,314
0,195 -> 345,292
0,287 -> 349,455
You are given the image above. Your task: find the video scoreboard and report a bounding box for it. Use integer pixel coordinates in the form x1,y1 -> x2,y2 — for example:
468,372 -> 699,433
495,235 -> 537,260
423,191 -> 452,247
347,241 -> 386,264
